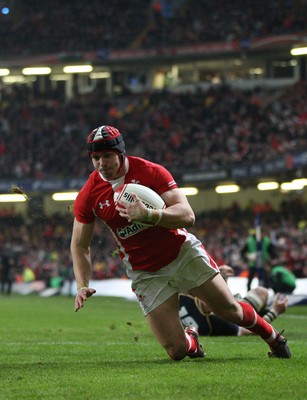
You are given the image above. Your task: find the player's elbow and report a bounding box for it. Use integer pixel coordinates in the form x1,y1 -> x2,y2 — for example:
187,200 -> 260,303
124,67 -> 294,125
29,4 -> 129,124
185,210 -> 195,227
70,239 -> 76,254
70,236 -> 80,254
70,238 -> 90,257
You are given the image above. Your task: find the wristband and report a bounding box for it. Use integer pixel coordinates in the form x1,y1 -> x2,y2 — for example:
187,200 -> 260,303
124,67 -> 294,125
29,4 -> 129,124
77,286 -> 89,293
146,208 -> 153,222
154,209 -> 163,226
265,309 -> 278,322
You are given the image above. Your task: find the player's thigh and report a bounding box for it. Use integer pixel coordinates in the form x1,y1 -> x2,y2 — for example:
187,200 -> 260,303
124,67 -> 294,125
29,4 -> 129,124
146,293 -> 185,347
189,273 -> 242,321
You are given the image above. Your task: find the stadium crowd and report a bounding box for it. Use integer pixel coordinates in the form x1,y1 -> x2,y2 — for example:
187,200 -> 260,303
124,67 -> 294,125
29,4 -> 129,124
1,0 -> 307,291
0,197 -> 306,292
1,81 -> 307,180
0,0 -> 306,56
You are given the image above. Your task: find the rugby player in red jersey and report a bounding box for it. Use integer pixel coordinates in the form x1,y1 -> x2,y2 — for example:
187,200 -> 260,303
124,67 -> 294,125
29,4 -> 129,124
71,125 -> 291,360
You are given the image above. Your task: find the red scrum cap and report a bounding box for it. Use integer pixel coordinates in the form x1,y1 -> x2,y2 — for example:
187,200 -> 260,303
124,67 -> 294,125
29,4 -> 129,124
87,125 -> 126,160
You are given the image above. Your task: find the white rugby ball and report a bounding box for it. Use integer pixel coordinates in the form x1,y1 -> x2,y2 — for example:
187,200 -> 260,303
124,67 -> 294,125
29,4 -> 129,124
114,183 -> 165,210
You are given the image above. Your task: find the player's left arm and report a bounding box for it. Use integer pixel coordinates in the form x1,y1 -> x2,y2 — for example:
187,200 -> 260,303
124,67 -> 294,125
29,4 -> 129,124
157,188 -> 195,228
116,163 -> 194,228
150,164 -> 195,228
116,188 -> 195,228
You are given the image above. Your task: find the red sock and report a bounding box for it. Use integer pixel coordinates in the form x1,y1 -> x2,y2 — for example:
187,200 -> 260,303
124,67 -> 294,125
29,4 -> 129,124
185,331 -> 197,355
238,301 -> 277,343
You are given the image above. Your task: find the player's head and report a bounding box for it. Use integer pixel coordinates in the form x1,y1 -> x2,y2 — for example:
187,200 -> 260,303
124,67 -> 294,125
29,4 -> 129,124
87,125 -> 126,163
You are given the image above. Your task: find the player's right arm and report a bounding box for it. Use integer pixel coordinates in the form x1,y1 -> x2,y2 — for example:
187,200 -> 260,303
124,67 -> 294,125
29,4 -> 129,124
70,218 -> 96,311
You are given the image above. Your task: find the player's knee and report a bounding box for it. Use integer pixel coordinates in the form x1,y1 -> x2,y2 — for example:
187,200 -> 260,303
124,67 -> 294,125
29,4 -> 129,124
165,342 -> 187,361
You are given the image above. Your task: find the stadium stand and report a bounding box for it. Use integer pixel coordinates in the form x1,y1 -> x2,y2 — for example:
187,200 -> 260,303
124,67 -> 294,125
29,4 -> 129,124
1,82 -> 307,179
0,0 -> 306,289
0,0 -> 306,55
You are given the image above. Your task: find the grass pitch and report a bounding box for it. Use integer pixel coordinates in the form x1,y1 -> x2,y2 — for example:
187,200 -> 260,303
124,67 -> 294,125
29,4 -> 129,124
0,294 -> 306,400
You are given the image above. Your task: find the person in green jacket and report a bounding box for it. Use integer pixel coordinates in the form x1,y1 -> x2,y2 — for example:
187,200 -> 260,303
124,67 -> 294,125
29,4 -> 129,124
270,265 -> 296,294
241,229 -> 276,291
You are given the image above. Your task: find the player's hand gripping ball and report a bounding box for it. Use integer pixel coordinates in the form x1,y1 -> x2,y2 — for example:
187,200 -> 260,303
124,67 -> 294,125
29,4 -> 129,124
114,183 -> 165,226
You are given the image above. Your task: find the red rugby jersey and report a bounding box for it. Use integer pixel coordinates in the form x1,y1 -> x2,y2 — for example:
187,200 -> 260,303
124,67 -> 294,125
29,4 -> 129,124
73,156 -> 187,272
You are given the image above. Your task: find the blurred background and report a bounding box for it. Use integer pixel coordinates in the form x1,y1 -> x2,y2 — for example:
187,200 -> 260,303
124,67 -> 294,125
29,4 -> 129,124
0,0 -> 307,295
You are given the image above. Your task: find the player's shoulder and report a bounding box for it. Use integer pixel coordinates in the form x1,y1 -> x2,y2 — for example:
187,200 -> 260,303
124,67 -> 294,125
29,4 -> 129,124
77,170 -> 108,199
80,170 -> 99,190
127,156 -> 177,190
127,155 -> 163,169
127,156 -> 171,176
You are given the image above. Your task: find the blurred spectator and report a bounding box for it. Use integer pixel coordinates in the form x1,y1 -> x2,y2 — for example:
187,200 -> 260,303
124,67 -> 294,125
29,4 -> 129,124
0,249 -> 16,295
240,228 -> 276,290
269,263 -> 297,294
22,266 -> 35,283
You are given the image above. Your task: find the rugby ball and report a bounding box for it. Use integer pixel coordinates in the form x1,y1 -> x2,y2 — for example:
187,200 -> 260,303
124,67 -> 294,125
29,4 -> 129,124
114,183 -> 165,210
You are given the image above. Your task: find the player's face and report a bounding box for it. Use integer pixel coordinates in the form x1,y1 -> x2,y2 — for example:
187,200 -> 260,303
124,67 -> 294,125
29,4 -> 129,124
91,151 -> 122,180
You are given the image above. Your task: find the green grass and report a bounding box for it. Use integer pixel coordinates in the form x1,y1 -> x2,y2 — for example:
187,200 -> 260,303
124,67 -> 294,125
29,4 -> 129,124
0,294 -> 306,400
